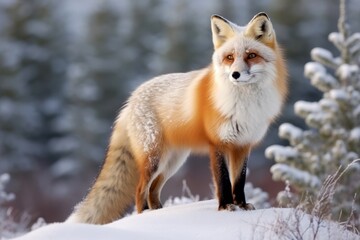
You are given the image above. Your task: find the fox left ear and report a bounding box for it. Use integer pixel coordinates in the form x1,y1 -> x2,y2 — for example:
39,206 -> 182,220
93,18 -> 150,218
211,15 -> 235,49
245,12 -> 275,45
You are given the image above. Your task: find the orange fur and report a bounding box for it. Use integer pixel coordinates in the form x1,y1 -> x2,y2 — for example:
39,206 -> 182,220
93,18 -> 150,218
274,46 -> 288,101
162,67 -> 227,149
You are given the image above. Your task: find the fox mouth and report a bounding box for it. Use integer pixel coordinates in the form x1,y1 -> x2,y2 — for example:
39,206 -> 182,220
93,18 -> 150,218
230,73 -> 257,85
229,69 -> 266,85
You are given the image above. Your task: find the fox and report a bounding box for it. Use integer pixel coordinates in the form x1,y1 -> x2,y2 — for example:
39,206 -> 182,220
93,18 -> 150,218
66,12 -> 288,224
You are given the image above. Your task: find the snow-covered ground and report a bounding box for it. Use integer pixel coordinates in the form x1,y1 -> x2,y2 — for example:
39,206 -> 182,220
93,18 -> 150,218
14,200 -> 358,240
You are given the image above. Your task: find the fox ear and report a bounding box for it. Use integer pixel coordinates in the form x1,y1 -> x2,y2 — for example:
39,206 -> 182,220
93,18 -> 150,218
211,15 -> 235,49
245,12 -> 275,45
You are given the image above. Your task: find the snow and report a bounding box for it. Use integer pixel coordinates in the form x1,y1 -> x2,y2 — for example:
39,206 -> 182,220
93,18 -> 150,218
294,100 -> 321,118
25,20 -> 50,38
337,64 -> 359,81
304,62 -> 326,78
0,99 -> 15,120
347,33 -> 360,55
350,127 -> 360,142
311,48 -> 333,62
0,174 -> 15,203
265,145 -> 299,163
319,99 -> 339,112
12,200 -> 357,240
304,62 -> 340,92
49,158 -> 82,178
311,47 -> 337,68
279,123 -> 303,143
329,89 -> 350,102
270,164 -> 321,189
328,32 -> 344,49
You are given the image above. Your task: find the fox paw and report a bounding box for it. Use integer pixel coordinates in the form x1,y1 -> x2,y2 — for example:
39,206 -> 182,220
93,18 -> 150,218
218,204 -> 237,211
149,202 -> 163,210
239,203 -> 255,210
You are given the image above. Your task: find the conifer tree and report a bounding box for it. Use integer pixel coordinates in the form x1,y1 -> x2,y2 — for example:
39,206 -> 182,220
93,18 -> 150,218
266,0 -> 360,222
49,1 -> 125,177
0,0 -> 67,171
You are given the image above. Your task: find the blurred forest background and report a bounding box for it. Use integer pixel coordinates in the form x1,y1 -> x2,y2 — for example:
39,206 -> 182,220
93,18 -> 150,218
0,0 -> 359,223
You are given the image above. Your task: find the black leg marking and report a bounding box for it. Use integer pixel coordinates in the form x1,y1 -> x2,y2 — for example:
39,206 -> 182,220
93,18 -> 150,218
142,202 -> 149,211
233,157 -> 248,206
214,151 -> 233,209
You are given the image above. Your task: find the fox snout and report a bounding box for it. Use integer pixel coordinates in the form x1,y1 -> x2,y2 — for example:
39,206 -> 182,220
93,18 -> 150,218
229,69 -> 254,85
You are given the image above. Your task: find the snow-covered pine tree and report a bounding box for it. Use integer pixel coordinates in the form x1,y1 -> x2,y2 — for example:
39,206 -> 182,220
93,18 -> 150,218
0,1 -> 42,172
0,0 -> 67,171
49,0 -> 125,178
266,0 -> 360,223
86,0 -> 131,122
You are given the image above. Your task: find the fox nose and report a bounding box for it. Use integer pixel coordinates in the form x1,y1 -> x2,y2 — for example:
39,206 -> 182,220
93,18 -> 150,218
232,71 -> 241,79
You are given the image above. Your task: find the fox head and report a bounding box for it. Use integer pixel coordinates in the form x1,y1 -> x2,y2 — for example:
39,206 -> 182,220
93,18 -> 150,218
211,12 -> 279,86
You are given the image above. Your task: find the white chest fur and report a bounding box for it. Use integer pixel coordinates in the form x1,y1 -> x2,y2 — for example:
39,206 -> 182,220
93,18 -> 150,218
214,80 -> 281,145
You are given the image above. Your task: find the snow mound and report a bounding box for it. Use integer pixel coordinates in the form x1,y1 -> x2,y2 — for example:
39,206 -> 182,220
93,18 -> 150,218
14,200 -> 357,240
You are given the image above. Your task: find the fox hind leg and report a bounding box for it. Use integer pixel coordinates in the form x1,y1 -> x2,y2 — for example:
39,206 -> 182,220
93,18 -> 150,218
136,152 -> 161,213
147,149 -> 190,210
148,174 -> 164,209
136,173 -> 151,212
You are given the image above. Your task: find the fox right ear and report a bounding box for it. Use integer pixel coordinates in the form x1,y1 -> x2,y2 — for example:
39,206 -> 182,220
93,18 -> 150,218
245,12 -> 275,46
211,15 -> 235,49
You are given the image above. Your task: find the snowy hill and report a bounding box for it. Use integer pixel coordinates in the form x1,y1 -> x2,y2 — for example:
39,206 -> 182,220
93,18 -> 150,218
14,200 -> 357,240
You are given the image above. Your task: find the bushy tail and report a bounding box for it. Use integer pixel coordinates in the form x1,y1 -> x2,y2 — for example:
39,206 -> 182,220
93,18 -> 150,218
66,124 -> 139,224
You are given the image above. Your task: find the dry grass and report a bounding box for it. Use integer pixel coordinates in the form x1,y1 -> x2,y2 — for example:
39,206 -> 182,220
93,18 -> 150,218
267,159 -> 360,240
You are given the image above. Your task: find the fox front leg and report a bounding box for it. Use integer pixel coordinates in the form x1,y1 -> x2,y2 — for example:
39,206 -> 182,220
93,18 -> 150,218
232,157 -> 255,210
210,148 -> 236,211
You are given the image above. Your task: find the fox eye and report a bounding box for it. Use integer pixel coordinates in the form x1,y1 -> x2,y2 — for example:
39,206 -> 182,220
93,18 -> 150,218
248,53 -> 257,59
225,54 -> 234,61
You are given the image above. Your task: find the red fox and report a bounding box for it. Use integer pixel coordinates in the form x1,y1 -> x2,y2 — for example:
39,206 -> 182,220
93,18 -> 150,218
66,12 -> 287,224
